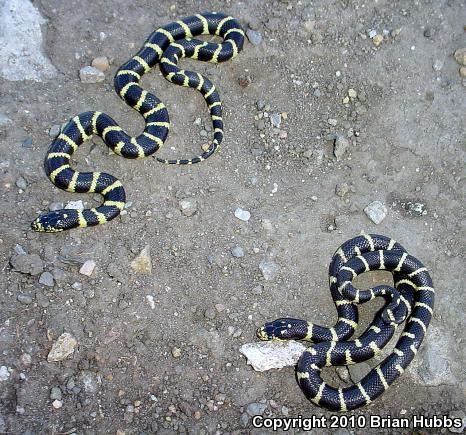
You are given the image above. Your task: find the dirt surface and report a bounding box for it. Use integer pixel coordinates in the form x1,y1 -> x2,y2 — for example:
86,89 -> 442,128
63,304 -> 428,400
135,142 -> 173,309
1,0 -> 465,433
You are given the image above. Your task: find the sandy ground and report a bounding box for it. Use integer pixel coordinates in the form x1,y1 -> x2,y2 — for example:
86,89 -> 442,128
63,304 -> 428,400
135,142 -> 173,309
0,0 -> 465,433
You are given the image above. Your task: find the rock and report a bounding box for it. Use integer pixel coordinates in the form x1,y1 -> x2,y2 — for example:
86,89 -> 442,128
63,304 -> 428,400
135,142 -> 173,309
0,366 -> 10,381
460,66 -> 466,78
49,202 -> 63,211
448,410 -> 466,433
0,0 -> 57,81
79,66 -> 105,83
20,353 -> 32,366
453,48 -> 466,66
364,201 -> 387,224
423,27 -> 433,38
313,88 -> 321,97
269,113 -> 281,128
10,253 -> 44,275
79,260 -> 96,276
254,119 -> 265,130
47,333 -> 77,362
333,135 -> 349,160
0,113 -> 12,126
91,56 -> 109,72
348,362 -> 371,382
80,371 -> 98,394
231,246 -> 245,258
256,99 -> 265,110
146,295 -> 155,309
327,118 -> 338,126
204,308 -> 216,320
15,176 -> 27,190
336,366 -> 350,382
240,341 -> 307,371
246,402 -> 267,416
50,387 -> 62,401
21,137 -> 33,148
52,400 -> 63,409
259,258 -> 279,280
130,245 -> 152,274
372,34 -> 383,46
348,88 -> 357,98
432,59 -> 443,71
310,31 -> 323,44
234,208 -> 251,222
48,124 -> 61,137
335,182 -> 349,197
172,347 -> 181,358
246,29 -> 262,46
65,200 -> 84,210
179,199 -> 197,217
17,294 -> 33,305
39,271 -> 54,287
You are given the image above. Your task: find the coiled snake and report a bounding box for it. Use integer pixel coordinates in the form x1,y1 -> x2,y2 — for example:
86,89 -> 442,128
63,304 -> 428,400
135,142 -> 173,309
31,13 -> 244,232
257,234 -> 434,411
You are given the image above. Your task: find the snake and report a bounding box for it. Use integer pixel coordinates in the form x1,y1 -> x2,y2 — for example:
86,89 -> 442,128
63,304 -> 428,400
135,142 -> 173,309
31,13 -> 244,232
257,234 -> 434,411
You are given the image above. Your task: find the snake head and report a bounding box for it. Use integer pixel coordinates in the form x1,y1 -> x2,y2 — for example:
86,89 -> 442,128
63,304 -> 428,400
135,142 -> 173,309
31,210 -> 74,233
256,318 -> 308,341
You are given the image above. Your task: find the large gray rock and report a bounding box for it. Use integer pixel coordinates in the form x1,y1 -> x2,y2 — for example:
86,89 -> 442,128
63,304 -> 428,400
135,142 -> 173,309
0,0 -> 57,81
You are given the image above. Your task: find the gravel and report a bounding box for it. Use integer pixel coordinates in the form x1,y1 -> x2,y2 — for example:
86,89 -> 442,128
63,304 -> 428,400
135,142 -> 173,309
231,246 -> 245,258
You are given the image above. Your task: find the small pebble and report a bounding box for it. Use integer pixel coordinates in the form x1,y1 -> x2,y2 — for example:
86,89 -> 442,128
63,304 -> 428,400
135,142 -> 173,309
348,88 -> 357,98
52,400 -> 63,409
204,308 -> 216,320
47,333 -> 77,362
453,48 -> 466,66
22,137 -> 33,148
0,366 -> 10,381
79,66 -> 105,83
17,294 -> 33,305
327,118 -> 338,126
364,201 -> 387,224
171,347 -> 182,358
50,387 -> 62,401
372,34 -> 383,46
368,29 -> 377,38
49,202 -> 64,211
231,246 -> 245,258
10,253 -> 44,276
48,124 -> 61,137
269,113 -> 281,128
432,59 -> 443,71
65,200 -> 84,210
459,66 -> 466,78
333,135 -> 350,160
130,246 -> 152,274
246,29 -> 262,46
79,260 -> 96,276
15,176 -> 27,190
91,56 -> 110,72
423,27 -> 432,38
246,402 -> 267,416
235,208 -> 251,222
335,183 -> 350,197
179,199 -> 197,217
39,271 -> 54,287
259,258 -> 279,281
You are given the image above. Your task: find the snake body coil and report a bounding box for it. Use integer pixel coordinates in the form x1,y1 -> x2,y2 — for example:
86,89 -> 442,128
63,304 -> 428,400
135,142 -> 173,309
31,13 -> 244,232
257,234 -> 434,411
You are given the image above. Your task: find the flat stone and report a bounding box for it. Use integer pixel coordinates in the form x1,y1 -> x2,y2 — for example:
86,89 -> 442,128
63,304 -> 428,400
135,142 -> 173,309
364,201 -> 387,224
130,245 -> 152,274
48,124 -> 61,137
269,113 -> 281,128
50,387 -> 62,401
10,253 -> 44,275
0,0 -> 57,81
79,66 -> 105,83
259,258 -> 279,281
47,333 -> 77,362
79,260 -> 96,276
0,366 -> 10,381
17,294 -> 33,305
348,362 -> 371,382
49,202 -> 63,211
231,246 -> 245,258
0,113 -> 12,126
39,271 -> 54,287
246,29 -> 262,46
52,400 -> 63,409
21,137 -> 33,148
240,341 -> 307,371
246,402 -> 267,416
234,208 -> 251,222
65,200 -> 84,210
15,176 -> 27,190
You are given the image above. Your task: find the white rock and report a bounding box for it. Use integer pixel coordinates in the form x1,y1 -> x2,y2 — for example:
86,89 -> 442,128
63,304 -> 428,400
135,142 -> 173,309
52,399 -> 63,409
79,260 -> 96,276
79,66 -> 105,83
65,200 -> 84,210
234,208 -> 251,222
0,0 -> 57,81
146,295 -> 155,309
47,333 -> 77,362
259,258 -> 279,280
239,341 -> 307,371
364,200 -> 387,224
0,366 -> 10,381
